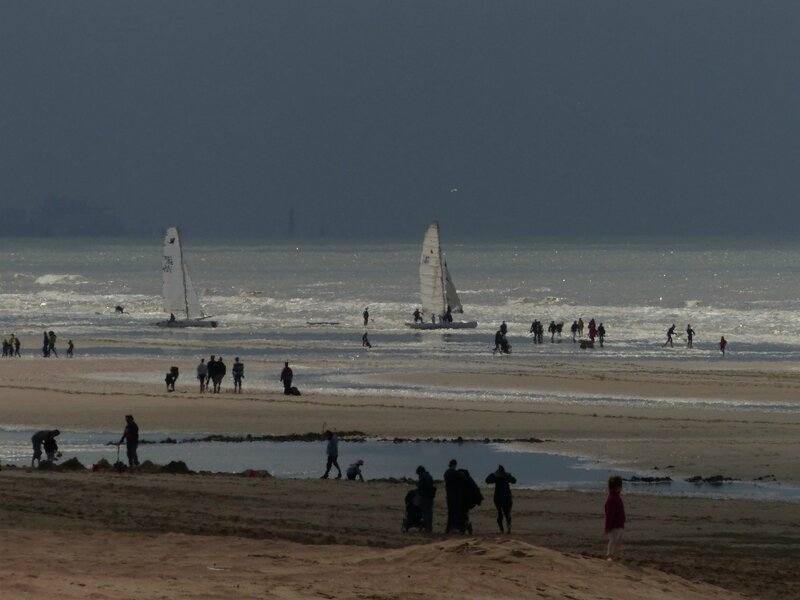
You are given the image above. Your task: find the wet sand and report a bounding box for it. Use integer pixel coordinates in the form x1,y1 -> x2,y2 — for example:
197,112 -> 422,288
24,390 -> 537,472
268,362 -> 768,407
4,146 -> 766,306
0,355 -> 799,598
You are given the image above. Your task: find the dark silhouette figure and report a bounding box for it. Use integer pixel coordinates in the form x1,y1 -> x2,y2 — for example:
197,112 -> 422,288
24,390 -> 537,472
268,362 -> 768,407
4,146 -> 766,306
31,429 -> 59,467
117,415 -> 140,467
663,324 -> 676,348
415,465 -> 435,532
486,465 -> 517,533
232,357 -> 244,393
686,324 -> 695,348
321,430 -> 342,479
280,361 -> 293,394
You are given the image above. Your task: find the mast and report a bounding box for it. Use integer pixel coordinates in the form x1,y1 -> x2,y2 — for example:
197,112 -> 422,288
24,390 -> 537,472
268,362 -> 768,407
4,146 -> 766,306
177,228 -> 190,318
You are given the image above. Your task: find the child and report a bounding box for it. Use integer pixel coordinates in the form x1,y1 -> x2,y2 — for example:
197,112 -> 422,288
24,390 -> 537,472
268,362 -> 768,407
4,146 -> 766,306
43,433 -> 59,465
604,475 -> 626,561
346,459 -> 364,481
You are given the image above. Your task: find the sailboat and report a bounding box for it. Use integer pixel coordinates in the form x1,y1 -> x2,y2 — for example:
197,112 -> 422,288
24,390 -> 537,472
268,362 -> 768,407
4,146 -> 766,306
407,221 -> 477,330
156,227 -> 218,328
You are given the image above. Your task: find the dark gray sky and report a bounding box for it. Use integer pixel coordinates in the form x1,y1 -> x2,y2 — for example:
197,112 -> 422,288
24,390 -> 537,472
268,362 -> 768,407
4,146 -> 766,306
2,2 -> 800,239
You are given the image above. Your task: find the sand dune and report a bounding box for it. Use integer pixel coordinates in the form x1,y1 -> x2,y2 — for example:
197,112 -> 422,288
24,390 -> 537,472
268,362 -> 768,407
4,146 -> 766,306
0,531 -> 746,600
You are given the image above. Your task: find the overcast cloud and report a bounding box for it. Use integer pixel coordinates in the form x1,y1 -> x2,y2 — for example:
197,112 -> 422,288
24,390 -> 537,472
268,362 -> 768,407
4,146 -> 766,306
1,2 -> 799,239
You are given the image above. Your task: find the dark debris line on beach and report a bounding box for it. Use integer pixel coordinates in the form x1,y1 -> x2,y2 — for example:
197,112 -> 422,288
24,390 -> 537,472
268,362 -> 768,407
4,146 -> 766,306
107,433 -> 547,446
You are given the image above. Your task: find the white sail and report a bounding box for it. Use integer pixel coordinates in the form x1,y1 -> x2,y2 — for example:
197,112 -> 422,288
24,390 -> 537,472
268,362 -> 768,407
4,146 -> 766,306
182,268 -> 205,319
419,221 -> 445,319
410,221 -> 476,328
443,262 -> 463,313
162,227 -> 186,316
162,227 -> 206,320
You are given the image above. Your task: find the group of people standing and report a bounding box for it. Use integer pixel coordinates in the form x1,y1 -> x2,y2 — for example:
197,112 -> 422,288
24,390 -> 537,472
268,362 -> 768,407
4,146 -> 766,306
3,332 -> 74,358
2,333 -> 21,357
524,318 -> 606,346
411,459 -> 516,535
194,356 -> 245,393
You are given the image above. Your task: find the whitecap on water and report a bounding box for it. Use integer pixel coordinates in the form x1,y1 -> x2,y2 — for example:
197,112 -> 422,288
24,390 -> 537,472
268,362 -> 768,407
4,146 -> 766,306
35,274 -> 86,285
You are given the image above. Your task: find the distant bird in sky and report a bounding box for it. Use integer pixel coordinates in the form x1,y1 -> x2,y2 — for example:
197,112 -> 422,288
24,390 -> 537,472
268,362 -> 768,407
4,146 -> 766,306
450,188 -> 459,193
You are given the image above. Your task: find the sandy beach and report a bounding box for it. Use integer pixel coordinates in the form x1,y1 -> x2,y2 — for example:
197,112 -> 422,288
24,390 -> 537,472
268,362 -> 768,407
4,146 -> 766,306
1,354 -> 799,598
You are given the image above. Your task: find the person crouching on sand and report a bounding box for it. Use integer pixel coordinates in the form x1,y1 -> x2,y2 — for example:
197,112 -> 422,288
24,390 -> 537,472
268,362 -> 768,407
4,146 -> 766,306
346,459 -> 364,481
604,475 -> 626,561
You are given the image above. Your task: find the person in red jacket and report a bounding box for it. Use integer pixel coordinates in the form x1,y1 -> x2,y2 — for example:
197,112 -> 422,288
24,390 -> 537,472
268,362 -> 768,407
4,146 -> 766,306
604,475 -> 626,561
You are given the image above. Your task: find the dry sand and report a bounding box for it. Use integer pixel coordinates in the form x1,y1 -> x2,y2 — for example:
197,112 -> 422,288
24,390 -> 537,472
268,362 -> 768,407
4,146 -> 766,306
1,355 -> 799,598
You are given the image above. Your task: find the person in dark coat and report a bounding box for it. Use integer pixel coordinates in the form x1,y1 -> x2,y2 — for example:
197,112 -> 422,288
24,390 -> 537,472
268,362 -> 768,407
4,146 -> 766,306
604,475 -> 626,561
213,357 -> 227,393
415,465 -> 435,532
485,465 -> 517,533
444,459 -> 465,533
117,414 -> 140,467
31,429 -> 59,467
280,361 -> 293,394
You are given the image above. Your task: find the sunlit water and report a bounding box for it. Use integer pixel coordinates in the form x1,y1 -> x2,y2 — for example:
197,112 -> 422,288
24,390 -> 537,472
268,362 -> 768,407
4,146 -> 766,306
3,236 -> 800,407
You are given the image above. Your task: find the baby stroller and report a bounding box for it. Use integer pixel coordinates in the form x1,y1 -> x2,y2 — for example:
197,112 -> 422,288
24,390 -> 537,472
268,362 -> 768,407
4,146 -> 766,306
401,489 -> 426,532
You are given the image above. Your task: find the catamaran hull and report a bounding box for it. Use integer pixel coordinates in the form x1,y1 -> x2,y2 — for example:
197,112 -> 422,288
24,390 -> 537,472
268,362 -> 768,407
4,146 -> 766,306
156,319 -> 218,328
406,321 -> 478,330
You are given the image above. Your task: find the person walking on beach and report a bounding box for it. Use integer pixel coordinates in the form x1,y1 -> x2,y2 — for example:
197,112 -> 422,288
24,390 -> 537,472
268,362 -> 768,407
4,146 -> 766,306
117,414 -> 140,467
597,323 -> 606,347
31,429 -> 59,468
280,361 -> 293,395
604,475 -> 626,561
321,430 -> 342,479
486,465 -> 517,533
42,331 -> 50,357
197,358 -> 208,393
232,357 -> 244,393
571,320 -> 579,343
13,334 -> 21,357
720,336 -> 727,356
363,307 -> 369,326
67,340 -> 74,358
686,324 -> 695,349
577,317 -> 584,337
548,321 -> 557,343
346,459 -> 364,481
663,324 -> 676,348
362,332 -> 372,348
48,331 -> 58,357
416,465 -> 435,532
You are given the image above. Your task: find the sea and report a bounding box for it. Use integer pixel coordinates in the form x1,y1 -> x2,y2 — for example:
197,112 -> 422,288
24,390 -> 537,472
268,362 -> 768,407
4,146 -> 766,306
2,236 -> 800,498
3,236 -> 800,364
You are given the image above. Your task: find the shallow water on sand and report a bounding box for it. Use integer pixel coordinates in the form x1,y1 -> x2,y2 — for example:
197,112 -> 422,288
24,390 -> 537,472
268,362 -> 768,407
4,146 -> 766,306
2,429 -> 797,502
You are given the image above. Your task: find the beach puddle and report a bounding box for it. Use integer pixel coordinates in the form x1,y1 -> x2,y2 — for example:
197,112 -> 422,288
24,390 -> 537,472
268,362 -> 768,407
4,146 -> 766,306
2,428 -> 798,502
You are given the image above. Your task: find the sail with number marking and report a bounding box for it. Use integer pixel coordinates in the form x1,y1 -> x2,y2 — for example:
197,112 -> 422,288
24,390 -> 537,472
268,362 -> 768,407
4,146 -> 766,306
162,227 -> 205,320
419,222 -> 445,318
